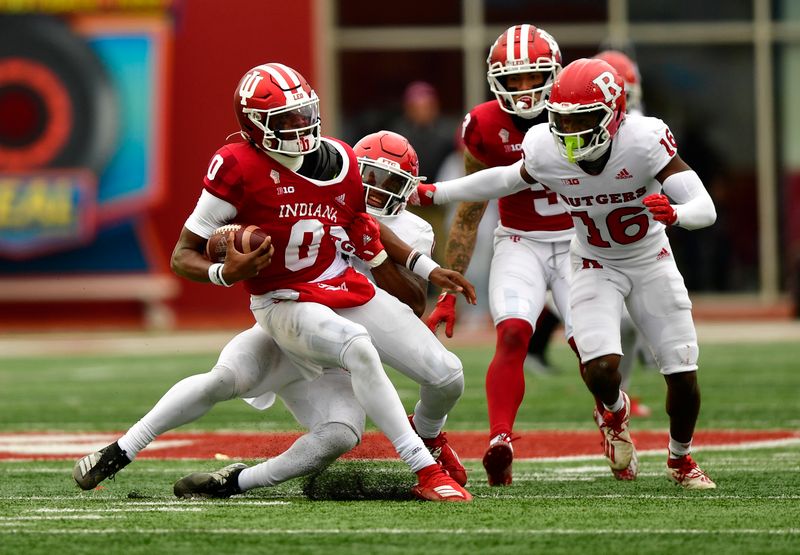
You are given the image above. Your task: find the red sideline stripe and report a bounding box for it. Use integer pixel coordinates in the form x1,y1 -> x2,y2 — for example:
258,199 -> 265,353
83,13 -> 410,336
0,430 -> 797,461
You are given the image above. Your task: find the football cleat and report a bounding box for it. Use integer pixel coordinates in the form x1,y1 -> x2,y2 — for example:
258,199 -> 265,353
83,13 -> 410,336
667,454 -> 716,490
411,464 -> 472,502
482,433 -> 514,486
73,441 -> 131,490
629,396 -> 652,418
593,391 -> 638,479
408,414 -> 468,486
173,463 -> 247,498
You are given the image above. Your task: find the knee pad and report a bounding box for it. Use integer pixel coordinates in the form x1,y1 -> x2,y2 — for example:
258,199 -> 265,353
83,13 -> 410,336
496,318 -> 533,349
210,358 -> 260,400
312,421 -> 360,459
340,332 -> 378,369
180,366 -> 238,403
659,342 -> 699,374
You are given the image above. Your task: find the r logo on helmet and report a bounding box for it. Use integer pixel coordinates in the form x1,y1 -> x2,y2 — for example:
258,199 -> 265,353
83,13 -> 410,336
592,71 -> 623,103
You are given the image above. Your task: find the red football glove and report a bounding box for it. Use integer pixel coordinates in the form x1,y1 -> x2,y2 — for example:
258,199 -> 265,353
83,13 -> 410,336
407,183 -> 437,207
426,292 -> 458,338
349,212 -> 387,267
643,193 -> 677,226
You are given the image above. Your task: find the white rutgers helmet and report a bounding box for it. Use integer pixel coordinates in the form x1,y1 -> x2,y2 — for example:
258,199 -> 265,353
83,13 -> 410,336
353,130 -> 423,217
233,62 -> 321,156
486,24 -> 562,119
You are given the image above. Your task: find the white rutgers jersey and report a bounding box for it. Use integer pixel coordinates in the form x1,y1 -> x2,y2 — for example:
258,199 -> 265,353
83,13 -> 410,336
523,114 -> 676,262
349,210 -> 435,279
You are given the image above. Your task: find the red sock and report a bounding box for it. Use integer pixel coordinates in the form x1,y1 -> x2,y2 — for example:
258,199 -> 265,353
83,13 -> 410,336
486,318 -> 532,439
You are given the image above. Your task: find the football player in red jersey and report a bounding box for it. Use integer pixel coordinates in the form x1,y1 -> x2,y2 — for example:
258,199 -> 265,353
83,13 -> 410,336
426,24 -> 573,486
74,64 -> 474,502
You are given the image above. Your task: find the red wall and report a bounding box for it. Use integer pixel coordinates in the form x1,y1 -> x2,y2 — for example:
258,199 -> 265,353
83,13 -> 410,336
155,0 -> 315,326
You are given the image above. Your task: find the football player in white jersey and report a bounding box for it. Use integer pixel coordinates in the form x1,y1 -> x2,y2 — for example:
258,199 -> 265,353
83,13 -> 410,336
73,122 -> 471,500
592,49 -> 654,418
411,58 -> 717,489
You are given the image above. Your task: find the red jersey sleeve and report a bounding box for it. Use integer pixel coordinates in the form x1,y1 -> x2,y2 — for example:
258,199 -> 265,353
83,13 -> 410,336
202,145 -> 246,209
461,110 -> 491,167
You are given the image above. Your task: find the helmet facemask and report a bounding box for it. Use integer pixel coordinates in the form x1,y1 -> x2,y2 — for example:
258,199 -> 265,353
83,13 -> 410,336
488,63 -> 559,119
547,103 -> 613,163
359,158 -> 421,217
244,96 -> 321,156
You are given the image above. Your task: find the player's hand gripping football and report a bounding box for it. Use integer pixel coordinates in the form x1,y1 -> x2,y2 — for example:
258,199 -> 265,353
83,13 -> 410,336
426,292 -> 458,338
407,183 -> 437,207
348,213 -> 387,267
642,193 -> 677,226
221,231 -> 273,283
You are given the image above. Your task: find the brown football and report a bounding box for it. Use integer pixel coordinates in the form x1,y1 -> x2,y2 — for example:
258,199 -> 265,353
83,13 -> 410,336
205,224 -> 269,262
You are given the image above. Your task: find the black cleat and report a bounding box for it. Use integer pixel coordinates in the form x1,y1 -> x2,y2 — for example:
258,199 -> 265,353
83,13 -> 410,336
73,441 -> 131,490
173,463 -> 247,498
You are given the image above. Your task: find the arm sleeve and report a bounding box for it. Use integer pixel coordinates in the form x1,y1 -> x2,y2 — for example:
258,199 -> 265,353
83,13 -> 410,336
183,189 -> 238,238
433,160 -> 528,204
661,170 -> 717,230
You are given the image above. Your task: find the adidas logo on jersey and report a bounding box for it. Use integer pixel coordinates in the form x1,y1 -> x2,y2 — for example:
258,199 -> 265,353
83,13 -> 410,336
335,193 -> 346,205
270,169 -> 281,184
615,168 -> 633,179
656,247 -> 671,260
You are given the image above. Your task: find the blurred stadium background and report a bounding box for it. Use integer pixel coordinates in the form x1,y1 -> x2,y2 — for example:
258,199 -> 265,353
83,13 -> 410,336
2,5 -> 799,552
0,0 -> 799,333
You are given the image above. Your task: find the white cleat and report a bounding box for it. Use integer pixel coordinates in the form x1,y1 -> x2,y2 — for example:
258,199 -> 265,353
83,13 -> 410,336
593,391 -> 637,479
667,455 -> 717,489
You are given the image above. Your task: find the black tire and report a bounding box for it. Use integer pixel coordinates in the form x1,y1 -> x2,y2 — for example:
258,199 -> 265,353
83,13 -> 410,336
0,14 -> 118,172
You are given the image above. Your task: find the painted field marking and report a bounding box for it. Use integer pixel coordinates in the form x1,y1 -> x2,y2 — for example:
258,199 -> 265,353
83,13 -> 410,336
0,527 -> 798,536
2,432 -> 798,461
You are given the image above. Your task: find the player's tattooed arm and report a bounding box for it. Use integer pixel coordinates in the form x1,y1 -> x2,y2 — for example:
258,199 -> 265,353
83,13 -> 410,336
445,202 -> 488,274
442,149 -> 489,274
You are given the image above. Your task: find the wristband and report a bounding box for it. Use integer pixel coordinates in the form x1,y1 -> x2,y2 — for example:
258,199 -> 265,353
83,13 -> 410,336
410,254 -> 440,280
208,263 -> 233,287
366,249 -> 389,268
405,249 -> 424,271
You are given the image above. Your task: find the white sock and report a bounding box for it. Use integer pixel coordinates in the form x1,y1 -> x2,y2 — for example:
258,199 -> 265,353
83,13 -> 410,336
341,336 -> 435,472
669,436 -> 692,458
410,405 -> 446,440
603,391 -> 625,413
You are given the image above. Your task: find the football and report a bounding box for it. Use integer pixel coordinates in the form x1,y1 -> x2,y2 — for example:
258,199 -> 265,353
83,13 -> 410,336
205,223 -> 269,262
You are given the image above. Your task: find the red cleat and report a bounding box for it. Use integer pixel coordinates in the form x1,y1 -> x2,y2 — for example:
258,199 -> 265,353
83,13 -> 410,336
408,415 -> 468,486
411,464 -> 472,502
482,433 -> 514,486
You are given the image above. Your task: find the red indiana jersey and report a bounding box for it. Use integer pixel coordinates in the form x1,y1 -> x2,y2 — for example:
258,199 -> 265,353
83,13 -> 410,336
462,101 -> 573,233
203,137 -> 374,305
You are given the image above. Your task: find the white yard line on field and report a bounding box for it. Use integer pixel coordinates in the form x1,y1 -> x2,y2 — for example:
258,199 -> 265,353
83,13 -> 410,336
0,527 -> 798,536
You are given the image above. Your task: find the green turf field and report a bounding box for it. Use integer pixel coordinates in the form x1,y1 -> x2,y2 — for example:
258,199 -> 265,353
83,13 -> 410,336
1,339 -> 799,554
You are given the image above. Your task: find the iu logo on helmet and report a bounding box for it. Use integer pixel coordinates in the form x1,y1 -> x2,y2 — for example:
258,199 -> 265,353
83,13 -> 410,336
592,71 -> 622,102
239,71 -> 263,105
